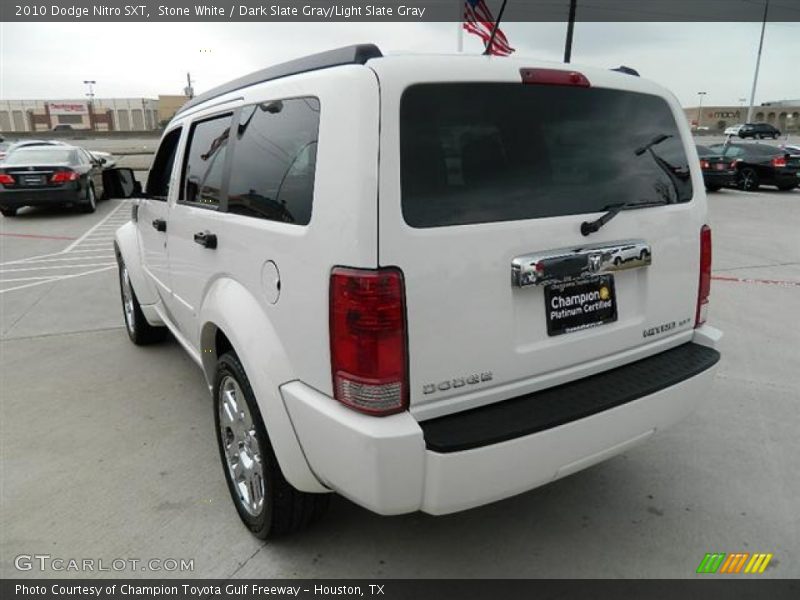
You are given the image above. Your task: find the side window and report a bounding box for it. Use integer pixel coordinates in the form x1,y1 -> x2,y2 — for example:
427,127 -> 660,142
181,114 -> 232,208
226,97 -> 320,225
146,128 -> 182,200
723,146 -> 744,158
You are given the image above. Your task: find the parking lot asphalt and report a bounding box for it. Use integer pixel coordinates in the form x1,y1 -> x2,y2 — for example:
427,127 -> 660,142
1,186 -> 798,579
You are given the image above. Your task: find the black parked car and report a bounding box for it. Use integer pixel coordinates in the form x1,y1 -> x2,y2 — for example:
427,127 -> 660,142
696,145 -> 737,191
737,123 -> 781,140
0,145 -> 105,216
708,142 -> 800,191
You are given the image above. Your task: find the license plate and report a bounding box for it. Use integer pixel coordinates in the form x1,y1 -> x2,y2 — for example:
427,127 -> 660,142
23,175 -> 44,186
545,275 -> 617,336
714,163 -> 725,171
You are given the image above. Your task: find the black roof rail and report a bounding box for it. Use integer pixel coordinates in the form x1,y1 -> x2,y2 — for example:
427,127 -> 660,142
177,43 -> 383,116
611,65 -> 640,76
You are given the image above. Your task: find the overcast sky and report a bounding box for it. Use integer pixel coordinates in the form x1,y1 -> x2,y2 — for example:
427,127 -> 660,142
1,21 -> 798,107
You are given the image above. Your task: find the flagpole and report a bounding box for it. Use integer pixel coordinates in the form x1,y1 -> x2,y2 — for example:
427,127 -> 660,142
564,0 -> 577,63
483,0 -> 510,55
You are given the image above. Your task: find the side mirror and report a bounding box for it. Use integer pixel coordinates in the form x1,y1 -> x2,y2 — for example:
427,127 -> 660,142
102,168 -> 140,199
97,157 -> 107,166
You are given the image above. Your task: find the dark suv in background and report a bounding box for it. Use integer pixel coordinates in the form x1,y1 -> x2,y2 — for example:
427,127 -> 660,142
737,123 -> 781,139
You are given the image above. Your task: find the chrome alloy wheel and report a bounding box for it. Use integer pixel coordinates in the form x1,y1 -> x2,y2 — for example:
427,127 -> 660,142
120,265 -> 135,335
218,376 -> 265,516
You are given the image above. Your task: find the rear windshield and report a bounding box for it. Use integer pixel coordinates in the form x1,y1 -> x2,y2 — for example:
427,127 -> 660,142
400,83 -> 693,228
5,148 -> 77,165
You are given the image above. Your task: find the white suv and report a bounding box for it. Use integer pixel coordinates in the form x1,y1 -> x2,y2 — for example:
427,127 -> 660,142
113,45 -> 722,538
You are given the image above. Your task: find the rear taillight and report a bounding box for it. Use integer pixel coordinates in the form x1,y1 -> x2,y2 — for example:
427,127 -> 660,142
771,156 -> 787,168
51,170 -> 78,183
695,225 -> 712,328
520,68 -> 591,87
330,267 -> 408,416
699,159 -> 710,170
0,173 -> 14,185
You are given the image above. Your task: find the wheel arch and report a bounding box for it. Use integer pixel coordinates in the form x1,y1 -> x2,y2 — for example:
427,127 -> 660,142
199,278 -> 327,493
114,221 -> 158,306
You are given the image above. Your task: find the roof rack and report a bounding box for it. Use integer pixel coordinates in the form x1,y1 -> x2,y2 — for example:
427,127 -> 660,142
177,43 -> 383,116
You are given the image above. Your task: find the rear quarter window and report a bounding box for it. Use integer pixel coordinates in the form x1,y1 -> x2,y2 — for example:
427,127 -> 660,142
226,97 -> 320,225
400,83 -> 693,228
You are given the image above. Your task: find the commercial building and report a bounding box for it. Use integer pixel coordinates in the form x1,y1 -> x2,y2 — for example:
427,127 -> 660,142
0,95 -> 190,133
683,101 -> 800,132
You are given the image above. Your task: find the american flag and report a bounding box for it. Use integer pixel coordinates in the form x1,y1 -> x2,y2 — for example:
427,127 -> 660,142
463,0 -> 515,56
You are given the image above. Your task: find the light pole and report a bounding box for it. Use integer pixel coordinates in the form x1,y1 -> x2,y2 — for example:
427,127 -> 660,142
746,0 -> 770,124
696,91 -> 707,130
83,80 -> 96,130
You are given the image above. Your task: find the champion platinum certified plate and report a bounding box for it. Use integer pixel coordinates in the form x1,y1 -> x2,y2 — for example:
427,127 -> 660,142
544,275 -> 617,336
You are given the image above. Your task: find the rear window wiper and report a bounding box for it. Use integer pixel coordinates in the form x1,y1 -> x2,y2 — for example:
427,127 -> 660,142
580,199 -> 670,236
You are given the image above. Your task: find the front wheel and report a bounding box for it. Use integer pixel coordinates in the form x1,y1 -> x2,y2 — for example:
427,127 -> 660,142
737,168 -> 760,192
117,258 -> 167,345
214,352 -> 330,539
0,207 -> 17,217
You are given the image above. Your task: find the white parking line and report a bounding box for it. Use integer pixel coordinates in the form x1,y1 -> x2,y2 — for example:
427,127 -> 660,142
0,201 -> 128,293
10,255 -> 115,265
0,263 -> 116,273
0,266 -> 117,294
62,202 -> 127,252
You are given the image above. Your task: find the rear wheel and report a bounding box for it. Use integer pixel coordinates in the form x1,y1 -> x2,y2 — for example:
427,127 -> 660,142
737,168 -> 760,192
117,258 -> 167,345
777,183 -> 797,191
214,351 -> 330,539
79,184 -> 97,213
705,185 -> 722,192
0,207 -> 17,217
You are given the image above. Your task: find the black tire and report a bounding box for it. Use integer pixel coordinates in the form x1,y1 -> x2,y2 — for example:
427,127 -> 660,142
0,207 -> 17,217
705,185 -> 722,192
213,351 -> 330,539
117,257 -> 167,345
79,184 -> 97,213
777,183 -> 798,192
773,134 -> 779,140
737,168 -> 760,192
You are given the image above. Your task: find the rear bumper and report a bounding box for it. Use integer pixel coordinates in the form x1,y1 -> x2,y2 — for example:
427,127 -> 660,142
0,184 -> 83,208
702,170 -> 736,187
283,327 -> 722,516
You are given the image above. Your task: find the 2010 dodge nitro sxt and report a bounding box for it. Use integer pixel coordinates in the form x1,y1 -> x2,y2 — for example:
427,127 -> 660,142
113,44 -> 722,538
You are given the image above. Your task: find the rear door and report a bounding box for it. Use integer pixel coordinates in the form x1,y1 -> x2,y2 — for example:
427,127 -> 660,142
374,60 -> 706,416
77,148 -> 104,198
